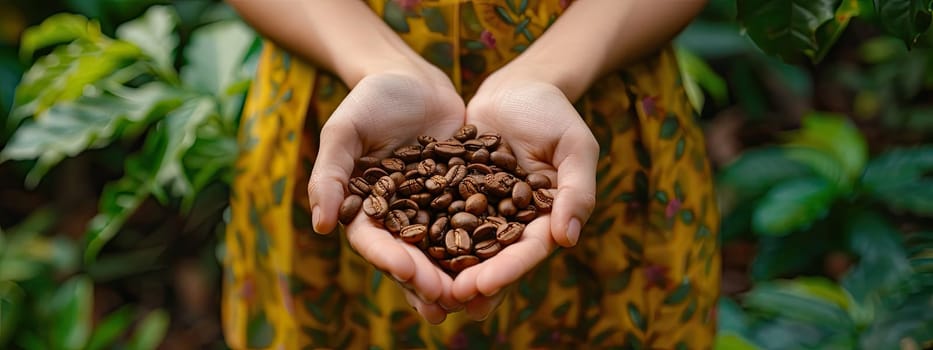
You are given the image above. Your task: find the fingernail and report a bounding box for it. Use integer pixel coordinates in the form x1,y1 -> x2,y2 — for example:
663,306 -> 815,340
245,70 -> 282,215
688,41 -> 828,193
567,218 -> 581,246
484,288 -> 500,297
392,272 -> 408,283
311,205 -> 322,233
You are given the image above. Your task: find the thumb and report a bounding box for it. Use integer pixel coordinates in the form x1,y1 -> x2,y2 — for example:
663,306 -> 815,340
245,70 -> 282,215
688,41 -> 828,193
307,120 -> 360,234
549,127 -> 598,247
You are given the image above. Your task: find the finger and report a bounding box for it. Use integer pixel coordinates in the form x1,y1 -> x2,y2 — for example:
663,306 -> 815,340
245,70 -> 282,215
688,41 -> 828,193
464,290 -> 507,321
549,127 -> 598,247
451,258 -> 483,302
400,243 -> 444,303
403,289 -> 448,324
308,119 -> 361,235
475,218 -> 554,296
346,220 -> 416,282
435,267 -> 463,312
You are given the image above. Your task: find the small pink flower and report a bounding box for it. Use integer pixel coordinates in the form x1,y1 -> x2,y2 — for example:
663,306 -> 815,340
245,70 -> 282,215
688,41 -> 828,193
642,96 -> 657,115
644,264 -> 670,291
665,198 -> 682,219
394,0 -> 421,11
480,30 -> 496,49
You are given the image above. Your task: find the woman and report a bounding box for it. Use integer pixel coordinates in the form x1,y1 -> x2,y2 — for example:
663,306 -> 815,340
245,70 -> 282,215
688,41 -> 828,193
223,0 -> 719,348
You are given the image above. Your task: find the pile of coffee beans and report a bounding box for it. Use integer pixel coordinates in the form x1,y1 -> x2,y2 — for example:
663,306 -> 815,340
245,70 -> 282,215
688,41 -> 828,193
337,124 -> 554,276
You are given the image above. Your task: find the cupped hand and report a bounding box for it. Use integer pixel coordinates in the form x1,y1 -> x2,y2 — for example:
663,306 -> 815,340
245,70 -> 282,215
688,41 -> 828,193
453,71 -> 599,320
307,65 -> 465,323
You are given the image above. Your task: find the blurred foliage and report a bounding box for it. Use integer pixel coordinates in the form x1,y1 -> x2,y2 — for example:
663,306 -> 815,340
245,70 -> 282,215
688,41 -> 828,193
1,0 -> 932,349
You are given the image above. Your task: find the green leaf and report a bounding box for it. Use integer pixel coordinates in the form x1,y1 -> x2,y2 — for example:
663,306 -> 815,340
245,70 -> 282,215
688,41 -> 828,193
116,5 -> 179,80
19,13 -> 102,60
148,97 -> 217,202
717,148 -> 816,200
743,278 -> 855,330
717,298 -> 750,334
86,306 -> 134,350
659,115 -> 680,139
861,146 -> 933,217
0,282 -> 25,346
875,0 -> 933,48
752,177 -> 836,236
736,0 -> 838,60
812,0 -> 862,63
84,176 -> 150,263
627,303 -> 646,331
714,333 -> 760,350
181,20 -> 255,96
422,7 -> 448,34
49,276 -> 94,350
842,213 -> 912,304
676,46 -> 728,112
126,309 -> 169,350
783,113 -> 867,188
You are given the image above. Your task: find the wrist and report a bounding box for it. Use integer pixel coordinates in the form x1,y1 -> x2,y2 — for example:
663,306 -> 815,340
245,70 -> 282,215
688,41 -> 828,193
491,49 -> 600,102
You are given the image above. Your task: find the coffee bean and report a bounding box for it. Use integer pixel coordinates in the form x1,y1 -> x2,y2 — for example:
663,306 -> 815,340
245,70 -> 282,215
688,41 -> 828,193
533,189 -> 554,212
417,159 -> 436,176
476,132 -> 500,148
404,209 -> 417,219
427,246 -> 447,259
448,200 -> 466,214
486,216 -> 507,226
435,141 -> 466,157
449,255 -> 480,272
444,164 -> 467,187
338,195 -> 363,224
438,259 -> 452,271
450,212 -> 480,233
514,208 -> 536,223
390,198 -> 418,212
363,167 -> 388,184
425,175 -> 448,194
384,210 -> 409,234
362,195 -> 389,219
497,198 -> 517,217
447,156 -> 466,166
475,240 -> 501,259
372,176 -> 396,198
434,163 -> 448,176
514,164 -> 528,178
496,222 -> 525,245
398,178 -> 425,196
414,210 -> 431,225
393,145 -> 422,163
357,156 -> 381,169
463,139 -> 485,151
485,172 -> 518,197
454,124 -> 477,141
418,135 -> 437,146
473,222 -> 498,241
381,158 -> 406,172
445,228 -> 472,256
422,142 -> 437,159
512,181 -> 533,208
465,193 -> 488,216
348,177 -> 371,196
410,193 -> 432,208
526,173 -> 552,190
487,204 -> 498,217
389,171 -> 407,186
490,151 -> 517,171
430,192 -> 454,210
430,216 -> 449,242
469,148 -> 490,164
458,176 -> 482,199
400,224 -> 427,243
466,163 -> 493,175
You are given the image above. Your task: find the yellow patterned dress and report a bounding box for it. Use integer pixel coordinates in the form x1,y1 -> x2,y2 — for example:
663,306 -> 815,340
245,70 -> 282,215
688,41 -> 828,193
222,0 -> 720,348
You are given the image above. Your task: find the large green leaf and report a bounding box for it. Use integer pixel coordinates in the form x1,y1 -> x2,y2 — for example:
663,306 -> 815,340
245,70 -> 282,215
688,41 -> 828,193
743,278 -> 855,330
842,213 -> 912,305
181,20 -> 255,97
149,97 -> 216,201
18,13 -> 103,60
736,0 -> 839,60
812,0 -> 863,62
717,147 -> 816,204
116,5 -> 179,81
783,113 -> 868,188
860,293 -> 933,349
1,83 -> 179,187
861,146 -> 933,217
874,0 -> 933,48
48,276 -> 93,350
126,309 -> 169,350
84,174 -> 150,263
752,177 -> 837,236
85,306 -> 133,350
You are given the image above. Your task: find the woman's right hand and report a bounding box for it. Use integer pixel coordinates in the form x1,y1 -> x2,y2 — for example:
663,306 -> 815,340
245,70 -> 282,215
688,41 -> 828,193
306,61 -> 466,323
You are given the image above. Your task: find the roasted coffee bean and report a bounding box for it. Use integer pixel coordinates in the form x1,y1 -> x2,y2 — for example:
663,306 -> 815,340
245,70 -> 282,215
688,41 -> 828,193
393,145 -> 422,163
448,200 -> 466,214
487,204 -> 498,217
473,222 -> 498,241
514,164 -> 528,178
469,148 -> 490,164
422,142 -> 437,159
348,177 -> 371,196
448,156 -> 466,166
389,171 -> 407,186
435,141 -> 466,157
358,156 -> 381,169
445,228 -> 472,256
514,208 -> 537,223
463,139 -> 485,151
430,217 -> 449,242
533,189 -> 554,212
381,158 -> 406,172
372,176 -> 396,198
454,124 -> 478,141
512,181 -> 533,208
390,198 -> 418,211
466,163 -> 493,175
458,176 -> 483,199
398,178 -> 425,196
465,193 -> 488,216
414,210 -> 431,225
496,222 -> 525,245
450,212 -> 480,233
418,135 -> 437,146
425,175 -> 448,194
384,210 -> 409,234
410,193 -> 432,208
485,172 -> 518,197
490,151 -> 517,171
362,195 -> 389,219
438,259 -> 452,271
427,246 -> 447,259
444,164 -> 467,187
362,167 -> 388,184
404,209 -> 417,219
430,192 -> 454,210
400,224 -> 427,243
486,216 -> 507,227
338,195 -> 363,224
404,169 -> 420,179
449,255 -> 480,272
526,173 -> 552,190
434,163 -> 448,176
417,159 -> 436,176
497,198 -> 518,217
476,133 -> 501,148
475,240 -> 501,259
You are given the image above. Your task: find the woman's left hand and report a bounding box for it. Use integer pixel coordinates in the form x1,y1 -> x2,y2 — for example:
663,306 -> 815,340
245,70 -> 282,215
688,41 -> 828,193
451,67 -> 599,320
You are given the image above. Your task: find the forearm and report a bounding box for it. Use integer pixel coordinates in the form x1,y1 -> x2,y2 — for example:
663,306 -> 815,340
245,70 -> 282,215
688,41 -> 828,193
508,0 -> 707,100
227,0 -> 422,87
